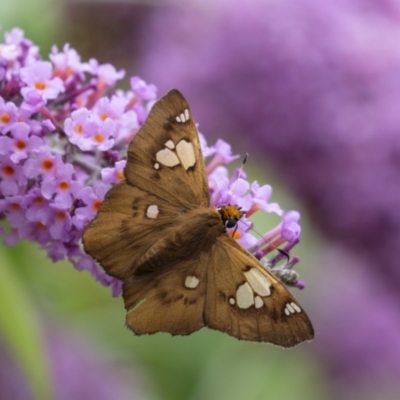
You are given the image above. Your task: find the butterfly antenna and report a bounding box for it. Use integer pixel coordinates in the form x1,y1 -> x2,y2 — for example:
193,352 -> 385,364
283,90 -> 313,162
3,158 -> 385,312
231,224 -> 239,239
238,218 -> 290,262
230,153 -> 248,203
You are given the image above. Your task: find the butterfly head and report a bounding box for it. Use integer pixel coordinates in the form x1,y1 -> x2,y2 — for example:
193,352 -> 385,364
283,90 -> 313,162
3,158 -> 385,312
217,204 -> 245,229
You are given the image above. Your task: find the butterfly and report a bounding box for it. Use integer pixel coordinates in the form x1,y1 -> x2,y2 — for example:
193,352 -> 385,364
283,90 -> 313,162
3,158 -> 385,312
82,89 -> 314,347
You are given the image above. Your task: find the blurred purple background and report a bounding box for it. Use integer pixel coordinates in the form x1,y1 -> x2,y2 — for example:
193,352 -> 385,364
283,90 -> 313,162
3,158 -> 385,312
0,323 -> 142,400
127,0 -> 400,397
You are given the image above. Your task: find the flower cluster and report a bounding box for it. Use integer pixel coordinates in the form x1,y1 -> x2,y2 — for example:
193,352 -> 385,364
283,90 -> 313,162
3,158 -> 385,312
0,28 -> 304,295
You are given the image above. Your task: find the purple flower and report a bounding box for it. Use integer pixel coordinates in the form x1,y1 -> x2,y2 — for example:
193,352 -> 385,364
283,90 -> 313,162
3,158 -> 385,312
130,76 -> 157,100
249,182 -> 282,216
0,27 -> 306,297
0,122 -> 43,163
20,61 -> 64,101
206,139 -> 239,174
86,59 -> 125,87
0,195 -> 26,227
281,211 -> 301,244
0,98 -> 18,131
41,161 -> 83,209
73,183 -> 108,230
24,187 -> 51,222
101,160 -> 126,184
64,108 -> 92,150
50,43 -> 86,81
0,156 -> 27,196
23,150 -> 58,179
0,28 -> 166,292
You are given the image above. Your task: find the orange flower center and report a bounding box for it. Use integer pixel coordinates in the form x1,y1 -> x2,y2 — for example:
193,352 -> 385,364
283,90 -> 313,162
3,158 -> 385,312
56,211 -> 65,220
74,124 -> 83,134
94,133 -> 104,143
58,181 -> 69,191
41,158 -> 54,171
34,196 -> 44,205
10,202 -> 20,211
117,170 -> 124,181
15,139 -> 26,150
1,113 -> 10,123
65,66 -> 74,77
92,199 -> 101,212
100,112 -> 108,121
3,165 -> 14,177
35,222 -> 45,230
35,81 -> 46,91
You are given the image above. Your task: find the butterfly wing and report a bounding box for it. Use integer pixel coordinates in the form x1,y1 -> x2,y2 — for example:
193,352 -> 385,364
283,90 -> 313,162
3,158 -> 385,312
83,90 -> 210,279
204,235 -> 314,347
120,208 -> 225,335
125,89 -> 209,208
123,254 -> 209,336
83,181 -> 184,279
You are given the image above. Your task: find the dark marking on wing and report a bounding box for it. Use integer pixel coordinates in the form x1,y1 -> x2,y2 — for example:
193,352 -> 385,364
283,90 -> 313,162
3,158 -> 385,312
151,172 -> 161,181
164,122 -> 174,132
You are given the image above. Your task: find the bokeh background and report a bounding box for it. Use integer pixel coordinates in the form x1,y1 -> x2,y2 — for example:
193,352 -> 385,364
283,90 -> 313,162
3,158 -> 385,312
1,0 -> 400,399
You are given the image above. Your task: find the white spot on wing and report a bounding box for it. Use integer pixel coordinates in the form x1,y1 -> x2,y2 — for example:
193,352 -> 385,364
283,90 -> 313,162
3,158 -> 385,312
244,268 -> 271,297
284,308 -> 290,316
236,282 -> 254,309
254,296 -> 264,309
185,276 -> 199,289
286,303 -> 295,314
175,109 -> 189,123
146,205 -> 159,219
229,297 -> 235,305
165,140 -> 175,149
154,163 -> 160,170
176,140 -> 196,170
156,148 -> 180,167
291,302 -> 301,313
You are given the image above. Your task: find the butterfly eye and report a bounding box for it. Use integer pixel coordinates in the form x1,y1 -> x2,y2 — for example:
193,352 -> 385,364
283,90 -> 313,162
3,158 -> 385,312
217,204 -> 243,229
225,218 -> 238,228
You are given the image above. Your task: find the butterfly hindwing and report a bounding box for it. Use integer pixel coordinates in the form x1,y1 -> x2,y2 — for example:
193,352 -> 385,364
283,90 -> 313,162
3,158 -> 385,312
123,254 -> 208,336
204,236 -> 314,347
125,89 -> 209,209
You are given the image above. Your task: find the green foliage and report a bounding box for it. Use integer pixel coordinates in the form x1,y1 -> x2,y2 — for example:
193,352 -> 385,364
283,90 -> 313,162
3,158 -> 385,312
0,248 -> 52,400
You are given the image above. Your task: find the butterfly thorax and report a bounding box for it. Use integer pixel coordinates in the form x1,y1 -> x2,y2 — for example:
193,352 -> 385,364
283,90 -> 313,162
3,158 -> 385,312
134,207 -> 227,275
217,204 -> 244,229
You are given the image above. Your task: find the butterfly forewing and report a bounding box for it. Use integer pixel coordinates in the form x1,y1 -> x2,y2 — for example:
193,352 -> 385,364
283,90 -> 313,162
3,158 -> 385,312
83,181 -> 184,279
204,236 -> 314,346
125,89 -> 209,209
83,89 -> 314,347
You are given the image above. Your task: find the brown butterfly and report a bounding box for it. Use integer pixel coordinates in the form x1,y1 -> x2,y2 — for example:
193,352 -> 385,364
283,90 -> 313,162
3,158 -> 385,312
82,89 -> 314,347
